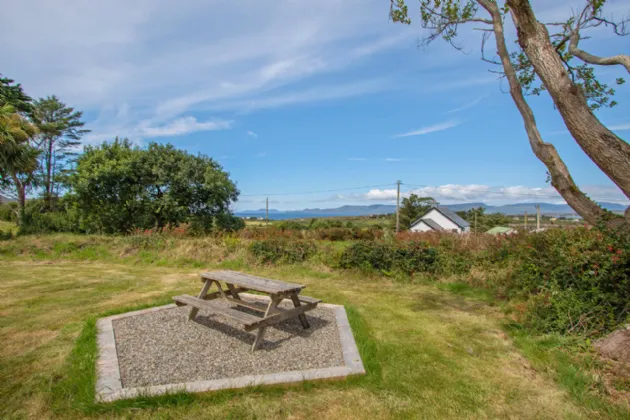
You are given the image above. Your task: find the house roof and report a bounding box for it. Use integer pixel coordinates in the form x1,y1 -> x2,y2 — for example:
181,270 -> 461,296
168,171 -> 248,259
409,206 -> 470,230
434,206 -> 470,228
419,218 -> 443,231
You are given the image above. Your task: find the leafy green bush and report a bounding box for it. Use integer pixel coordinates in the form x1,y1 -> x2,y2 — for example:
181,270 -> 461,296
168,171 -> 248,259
19,198 -> 83,234
515,228 -> 630,336
0,202 -> 18,222
0,229 -> 13,241
249,239 -> 317,264
339,240 -> 438,275
214,214 -> 245,232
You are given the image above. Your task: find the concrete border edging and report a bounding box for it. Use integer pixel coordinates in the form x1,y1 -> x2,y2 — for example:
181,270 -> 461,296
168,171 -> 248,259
95,295 -> 365,402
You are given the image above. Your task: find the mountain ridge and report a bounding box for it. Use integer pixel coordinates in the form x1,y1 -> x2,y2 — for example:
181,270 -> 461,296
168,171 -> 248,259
237,202 -> 627,217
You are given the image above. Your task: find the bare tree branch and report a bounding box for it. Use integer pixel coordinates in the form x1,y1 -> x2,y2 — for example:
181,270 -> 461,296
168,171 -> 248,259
569,31 -> 630,73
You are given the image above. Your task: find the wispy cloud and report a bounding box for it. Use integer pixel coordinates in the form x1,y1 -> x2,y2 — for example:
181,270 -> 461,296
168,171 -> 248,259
393,120 -> 461,138
210,78 -> 391,113
140,117 -> 232,138
384,158 -> 404,162
246,130 -> 258,138
448,96 -> 486,113
547,121 -> 630,137
255,151 -> 269,158
348,157 -> 367,161
609,123 -> 630,131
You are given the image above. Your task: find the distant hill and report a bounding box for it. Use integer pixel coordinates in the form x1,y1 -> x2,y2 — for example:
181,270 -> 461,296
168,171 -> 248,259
237,201 -> 627,218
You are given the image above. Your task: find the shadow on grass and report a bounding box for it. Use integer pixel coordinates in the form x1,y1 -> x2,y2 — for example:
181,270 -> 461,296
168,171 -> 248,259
50,300 -> 381,416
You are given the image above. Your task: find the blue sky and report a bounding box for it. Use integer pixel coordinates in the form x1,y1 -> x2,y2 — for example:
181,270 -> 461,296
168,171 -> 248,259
2,0 -> 629,210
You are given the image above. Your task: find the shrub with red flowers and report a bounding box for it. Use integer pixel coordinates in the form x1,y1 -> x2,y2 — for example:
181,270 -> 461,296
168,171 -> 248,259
516,228 -> 630,336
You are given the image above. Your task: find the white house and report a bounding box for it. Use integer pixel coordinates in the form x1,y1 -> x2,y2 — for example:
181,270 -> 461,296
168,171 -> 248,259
409,206 -> 471,233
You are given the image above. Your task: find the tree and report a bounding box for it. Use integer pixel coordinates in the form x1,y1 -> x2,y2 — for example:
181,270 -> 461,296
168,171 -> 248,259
70,139 -> 240,234
33,96 -> 89,208
456,207 -> 511,232
0,77 -> 39,226
399,193 -> 436,230
389,0 -> 630,227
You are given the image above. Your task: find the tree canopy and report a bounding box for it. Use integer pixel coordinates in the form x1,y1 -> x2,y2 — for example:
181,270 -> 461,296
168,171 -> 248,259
70,138 -> 240,234
33,95 -> 89,207
0,76 -> 39,225
398,193 -> 436,230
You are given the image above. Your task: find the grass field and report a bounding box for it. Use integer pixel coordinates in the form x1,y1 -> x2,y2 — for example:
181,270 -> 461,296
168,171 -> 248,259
1,232 -> 628,419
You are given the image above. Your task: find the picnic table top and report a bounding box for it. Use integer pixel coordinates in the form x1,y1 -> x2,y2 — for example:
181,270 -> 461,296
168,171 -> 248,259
201,270 -> 305,295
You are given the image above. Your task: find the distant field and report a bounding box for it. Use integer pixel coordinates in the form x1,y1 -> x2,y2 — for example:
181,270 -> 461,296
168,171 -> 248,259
242,215 -> 392,229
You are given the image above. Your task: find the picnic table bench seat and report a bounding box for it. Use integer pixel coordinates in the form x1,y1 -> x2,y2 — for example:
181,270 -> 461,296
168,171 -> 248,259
173,294 -> 261,327
173,270 -> 321,351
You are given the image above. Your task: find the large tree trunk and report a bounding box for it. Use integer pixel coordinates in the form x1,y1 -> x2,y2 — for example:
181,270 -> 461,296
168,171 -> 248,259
477,0 -> 610,226
506,0 -> 630,203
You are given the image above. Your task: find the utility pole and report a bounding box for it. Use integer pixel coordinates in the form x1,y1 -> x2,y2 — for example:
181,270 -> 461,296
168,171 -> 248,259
524,211 -> 528,231
265,197 -> 269,226
536,204 -> 540,230
395,180 -> 401,234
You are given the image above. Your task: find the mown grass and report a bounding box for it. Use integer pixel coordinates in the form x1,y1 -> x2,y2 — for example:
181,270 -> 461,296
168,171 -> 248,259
1,233 -> 628,419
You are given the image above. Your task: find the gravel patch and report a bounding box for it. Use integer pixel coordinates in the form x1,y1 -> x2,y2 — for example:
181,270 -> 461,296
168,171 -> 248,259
113,299 -> 343,388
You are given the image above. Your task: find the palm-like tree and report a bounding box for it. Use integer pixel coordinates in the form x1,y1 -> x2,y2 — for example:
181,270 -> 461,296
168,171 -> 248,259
0,103 -> 40,225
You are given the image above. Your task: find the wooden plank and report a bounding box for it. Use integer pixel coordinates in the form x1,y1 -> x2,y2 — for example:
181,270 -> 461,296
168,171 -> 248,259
189,279 -> 213,320
173,295 -> 261,326
203,287 -> 248,300
244,302 -> 317,332
201,271 -> 304,294
251,296 -> 282,351
297,295 -> 322,304
290,294 -> 310,329
224,296 -> 267,312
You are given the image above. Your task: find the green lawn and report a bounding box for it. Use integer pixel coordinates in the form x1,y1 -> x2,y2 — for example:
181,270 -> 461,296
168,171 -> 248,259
1,236 -> 627,419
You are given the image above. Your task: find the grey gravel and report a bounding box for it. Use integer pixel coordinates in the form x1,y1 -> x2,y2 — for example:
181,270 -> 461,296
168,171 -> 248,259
112,300 -> 344,388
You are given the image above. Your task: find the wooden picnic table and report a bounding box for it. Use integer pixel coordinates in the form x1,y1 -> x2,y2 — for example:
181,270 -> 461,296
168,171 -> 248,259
173,270 -> 321,351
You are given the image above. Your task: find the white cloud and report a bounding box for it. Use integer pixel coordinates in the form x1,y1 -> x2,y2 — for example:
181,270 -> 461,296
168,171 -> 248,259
609,123 -> 630,131
347,184 -> 629,205
448,95 -> 486,113
365,188 -> 398,200
385,158 -> 404,161
82,114 -> 231,144
255,151 -> 269,158
393,120 -> 461,138
140,117 -> 232,138
247,130 -> 258,138
348,157 -> 367,161
0,0 -> 421,140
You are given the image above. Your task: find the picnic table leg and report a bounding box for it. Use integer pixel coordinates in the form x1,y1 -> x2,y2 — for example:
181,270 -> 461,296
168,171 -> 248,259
226,283 -> 242,300
189,279 -> 213,321
252,295 -> 281,351
290,294 -> 310,329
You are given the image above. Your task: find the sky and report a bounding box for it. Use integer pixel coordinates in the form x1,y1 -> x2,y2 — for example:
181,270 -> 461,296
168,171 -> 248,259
1,0 -> 629,211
